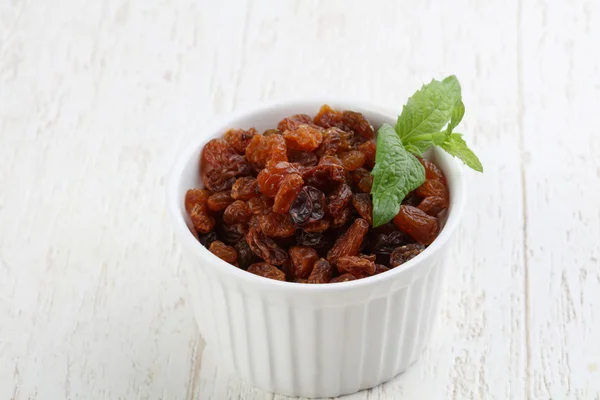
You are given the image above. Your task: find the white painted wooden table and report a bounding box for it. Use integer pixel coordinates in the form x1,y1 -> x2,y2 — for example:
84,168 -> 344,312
1,1 -> 599,399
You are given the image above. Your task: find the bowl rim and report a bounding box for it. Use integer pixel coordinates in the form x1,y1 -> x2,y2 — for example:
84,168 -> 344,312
167,98 -> 467,294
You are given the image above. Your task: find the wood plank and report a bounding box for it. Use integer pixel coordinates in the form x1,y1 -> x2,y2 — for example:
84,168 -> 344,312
520,0 -> 600,398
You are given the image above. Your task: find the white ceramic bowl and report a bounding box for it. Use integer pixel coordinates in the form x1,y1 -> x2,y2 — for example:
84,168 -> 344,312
167,100 -> 466,398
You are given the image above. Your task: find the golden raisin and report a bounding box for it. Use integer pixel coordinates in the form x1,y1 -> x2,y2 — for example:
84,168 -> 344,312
307,258 -> 333,283
273,173 -> 304,214
283,125 -> 323,151
209,240 -> 238,264
247,262 -> 286,281
207,191 -> 234,212
231,177 -> 259,201
393,205 -> 439,245
289,246 -> 319,279
190,203 -> 216,234
185,188 -> 210,214
223,200 -> 251,225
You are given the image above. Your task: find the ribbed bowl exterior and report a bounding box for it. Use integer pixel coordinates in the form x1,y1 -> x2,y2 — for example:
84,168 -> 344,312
182,242 -> 450,398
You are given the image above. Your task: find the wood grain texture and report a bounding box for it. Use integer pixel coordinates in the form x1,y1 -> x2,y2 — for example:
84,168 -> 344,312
0,0 -> 598,399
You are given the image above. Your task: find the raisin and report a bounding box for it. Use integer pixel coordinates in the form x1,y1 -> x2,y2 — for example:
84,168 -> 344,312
295,278 -> 308,283
330,273 -> 356,283
207,191 -> 234,212
289,246 -> 319,279
416,179 -> 448,201
318,155 -> 343,166
418,157 -> 446,184
359,253 -> 377,262
295,230 -> 328,250
231,177 -> 259,201
350,168 -> 370,185
326,184 -> 353,217
289,186 -> 325,225
336,255 -> 376,276
302,219 -> 330,233
223,200 -> 251,225
185,188 -> 210,214
246,227 -> 288,265
307,258 -> 333,283
190,203 -> 216,234
342,110 -> 374,139
247,195 -> 274,215
314,104 -> 344,129
352,193 -> 373,225
369,230 -> 413,254
224,128 -> 258,154
287,150 -> 318,167
402,192 -> 422,206
277,114 -> 317,132
357,141 -> 376,169
261,129 -> 277,137
209,240 -> 238,264
390,244 -> 426,266
317,127 -> 343,156
331,206 -> 351,228
245,134 -> 287,168
393,205 -> 439,245
216,222 -> 248,245
339,151 -> 366,171
358,175 -> 373,193
273,173 -> 304,214
327,218 -> 369,264
201,139 -> 251,192
259,212 -> 296,238
247,262 -> 286,281
283,125 -> 323,151
256,161 -> 300,197
248,214 -> 260,229
235,240 -> 256,269
302,164 -> 345,191
198,231 -> 218,248
418,196 -> 447,216
374,264 -> 390,275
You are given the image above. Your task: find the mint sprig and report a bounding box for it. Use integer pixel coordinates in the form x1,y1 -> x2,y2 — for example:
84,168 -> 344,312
371,75 -> 482,227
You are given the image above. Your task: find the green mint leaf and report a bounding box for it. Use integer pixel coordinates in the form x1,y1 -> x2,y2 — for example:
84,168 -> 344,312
446,98 -> 465,135
440,133 -> 483,172
395,75 -> 462,149
371,124 -> 425,227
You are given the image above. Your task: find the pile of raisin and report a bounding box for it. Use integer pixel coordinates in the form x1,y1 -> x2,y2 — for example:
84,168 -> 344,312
184,105 -> 450,283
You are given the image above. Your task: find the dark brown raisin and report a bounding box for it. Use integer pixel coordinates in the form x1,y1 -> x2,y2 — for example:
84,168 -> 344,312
327,218 -> 369,264
209,240 -> 238,264
393,205 -> 439,245
301,219 -> 330,233
369,230 -> 413,255
295,230 -> 329,250
287,150 -> 318,167
247,262 -> 286,281
307,258 -> 333,283
330,206 -> 351,228
402,192 -> 422,206
342,110 -> 374,139
235,240 -> 256,269
390,244 -> 426,266
289,246 -> 319,279
289,186 -> 325,225
198,231 -> 218,248
326,184 -> 353,217
216,222 -> 248,245
302,164 -> 345,191
246,227 -> 288,265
